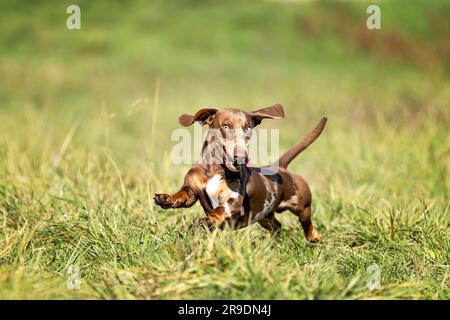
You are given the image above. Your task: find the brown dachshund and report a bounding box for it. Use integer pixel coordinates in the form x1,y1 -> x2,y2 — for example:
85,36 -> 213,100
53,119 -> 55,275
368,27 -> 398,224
154,104 -> 327,242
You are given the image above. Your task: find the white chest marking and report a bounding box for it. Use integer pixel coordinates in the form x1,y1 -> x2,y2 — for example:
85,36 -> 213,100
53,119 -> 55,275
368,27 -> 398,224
205,174 -> 240,217
205,174 -> 222,208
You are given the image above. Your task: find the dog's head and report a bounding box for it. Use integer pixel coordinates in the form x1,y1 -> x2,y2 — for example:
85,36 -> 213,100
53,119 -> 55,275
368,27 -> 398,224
179,104 -> 284,172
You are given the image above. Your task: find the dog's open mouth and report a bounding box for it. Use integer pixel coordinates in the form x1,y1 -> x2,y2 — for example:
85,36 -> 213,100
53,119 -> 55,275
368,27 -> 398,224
222,145 -> 248,171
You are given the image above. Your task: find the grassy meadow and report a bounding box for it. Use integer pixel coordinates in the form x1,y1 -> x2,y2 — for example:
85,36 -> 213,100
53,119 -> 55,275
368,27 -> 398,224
0,0 -> 449,299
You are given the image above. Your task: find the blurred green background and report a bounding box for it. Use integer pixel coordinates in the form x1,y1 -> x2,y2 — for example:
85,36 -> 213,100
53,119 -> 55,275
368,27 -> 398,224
1,0 -> 448,202
0,0 -> 449,299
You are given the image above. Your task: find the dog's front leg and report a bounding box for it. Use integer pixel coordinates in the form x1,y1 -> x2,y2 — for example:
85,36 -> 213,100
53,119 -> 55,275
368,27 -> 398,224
200,196 -> 244,230
154,185 -> 197,209
154,167 -> 205,210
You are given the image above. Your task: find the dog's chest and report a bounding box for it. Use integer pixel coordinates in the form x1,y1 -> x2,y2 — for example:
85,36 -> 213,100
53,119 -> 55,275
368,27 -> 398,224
205,174 -> 240,212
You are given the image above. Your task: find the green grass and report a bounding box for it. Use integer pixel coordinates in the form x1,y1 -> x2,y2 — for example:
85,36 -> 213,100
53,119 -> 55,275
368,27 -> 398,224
0,0 -> 449,299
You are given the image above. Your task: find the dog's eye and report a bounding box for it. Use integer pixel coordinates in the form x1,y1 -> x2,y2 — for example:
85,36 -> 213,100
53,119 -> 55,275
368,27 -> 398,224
223,125 -> 229,130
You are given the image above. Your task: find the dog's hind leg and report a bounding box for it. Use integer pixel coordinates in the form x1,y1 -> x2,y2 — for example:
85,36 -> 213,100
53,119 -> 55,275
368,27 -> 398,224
258,212 -> 282,234
290,206 -> 321,243
284,174 -> 321,243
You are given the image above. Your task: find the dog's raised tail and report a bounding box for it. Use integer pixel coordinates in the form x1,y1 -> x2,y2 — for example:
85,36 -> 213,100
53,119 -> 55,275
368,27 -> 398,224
276,117 -> 327,169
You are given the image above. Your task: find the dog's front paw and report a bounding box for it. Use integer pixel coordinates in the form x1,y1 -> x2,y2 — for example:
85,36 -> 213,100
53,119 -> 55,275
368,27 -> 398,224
154,193 -> 174,209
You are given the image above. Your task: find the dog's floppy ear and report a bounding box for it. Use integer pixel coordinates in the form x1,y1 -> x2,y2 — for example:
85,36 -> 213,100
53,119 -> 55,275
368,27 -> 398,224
178,108 -> 218,127
249,104 -> 284,126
